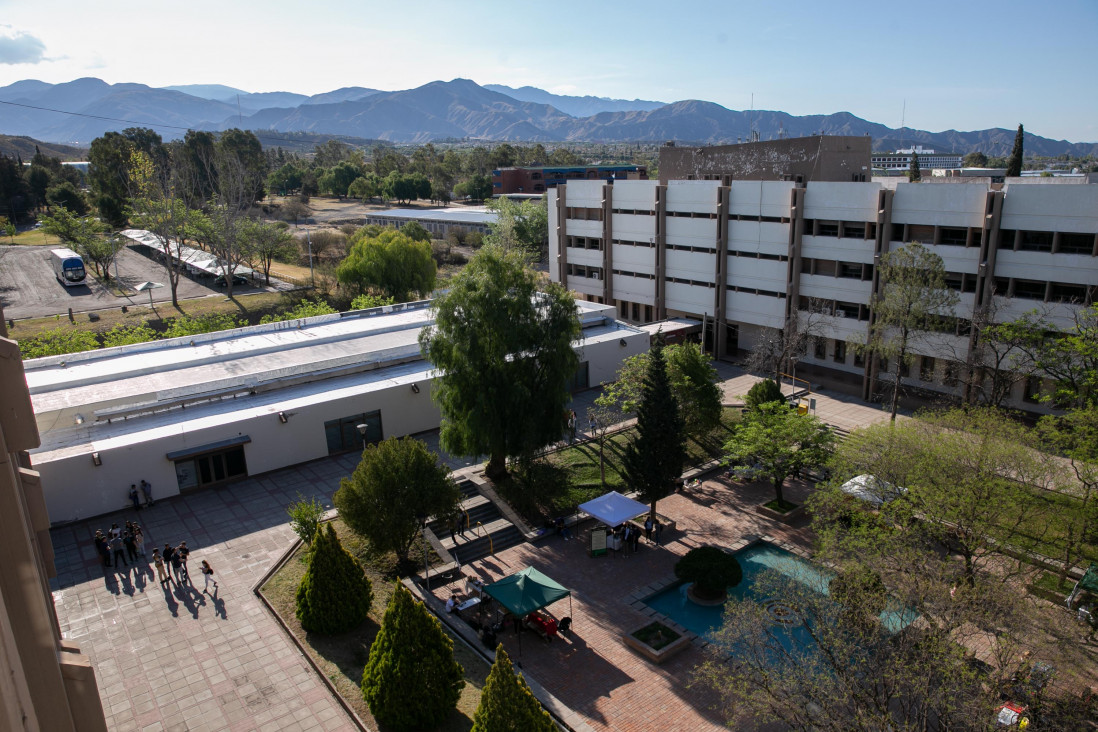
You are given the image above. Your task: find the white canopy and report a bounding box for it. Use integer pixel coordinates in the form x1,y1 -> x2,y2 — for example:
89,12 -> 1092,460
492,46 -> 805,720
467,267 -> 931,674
840,474 -> 905,507
578,491 -> 650,527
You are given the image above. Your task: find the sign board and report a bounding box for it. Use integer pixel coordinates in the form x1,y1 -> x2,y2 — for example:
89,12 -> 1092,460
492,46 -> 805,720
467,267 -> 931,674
591,528 -> 607,557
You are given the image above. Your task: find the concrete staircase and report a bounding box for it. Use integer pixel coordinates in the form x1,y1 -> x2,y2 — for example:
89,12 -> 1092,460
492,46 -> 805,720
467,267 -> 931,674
427,479 -> 526,565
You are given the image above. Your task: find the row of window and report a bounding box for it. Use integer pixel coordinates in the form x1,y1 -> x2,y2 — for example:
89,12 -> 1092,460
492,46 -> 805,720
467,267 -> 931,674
566,264 -> 603,280
618,300 -> 655,323
991,278 -> 1094,303
565,206 -> 603,221
667,243 -> 717,253
801,258 -> 874,281
566,236 -> 604,251
729,286 -> 785,298
728,249 -> 788,262
667,276 -> 715,289
997,229 -> 1095,255
613,269 -> 655,280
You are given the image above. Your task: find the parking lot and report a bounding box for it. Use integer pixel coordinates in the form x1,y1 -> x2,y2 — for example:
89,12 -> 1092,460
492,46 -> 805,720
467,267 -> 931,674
0,245 -> 266,321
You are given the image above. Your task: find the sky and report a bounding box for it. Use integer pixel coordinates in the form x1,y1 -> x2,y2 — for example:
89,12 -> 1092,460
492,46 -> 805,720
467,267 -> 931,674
2,0 -> 1096,142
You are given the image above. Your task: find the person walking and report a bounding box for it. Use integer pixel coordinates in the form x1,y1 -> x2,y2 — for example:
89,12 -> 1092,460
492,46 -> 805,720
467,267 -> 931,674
128,484 -> 141,511
570,410 -> 577,443
94,531 -> 111,567
140,479 -> 154,508
176,542 -> 190,583
447,516 -> 457,543
123,530 -> 138,562
152,549 -> 170,587
461,510 -> 469,537
109,534 -> 127,568
200,560 -> 218,594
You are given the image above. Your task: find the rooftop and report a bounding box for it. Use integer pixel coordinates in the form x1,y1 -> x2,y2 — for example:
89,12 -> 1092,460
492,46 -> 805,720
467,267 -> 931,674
366,207 -> 498,224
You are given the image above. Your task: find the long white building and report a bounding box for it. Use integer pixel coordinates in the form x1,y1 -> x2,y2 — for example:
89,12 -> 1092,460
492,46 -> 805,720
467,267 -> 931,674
26,299 -> 648,523
548,179 -> 1098,411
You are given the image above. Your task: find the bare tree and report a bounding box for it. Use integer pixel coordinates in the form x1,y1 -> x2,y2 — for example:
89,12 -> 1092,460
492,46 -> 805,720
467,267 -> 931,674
744,298 -> 833,383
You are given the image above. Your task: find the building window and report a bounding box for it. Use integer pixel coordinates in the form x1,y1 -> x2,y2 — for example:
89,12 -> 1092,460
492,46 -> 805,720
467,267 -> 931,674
843,223 -> 866,239
1049,282 -> 1087,302
853,350 -> 865,368
939,227 -> 967,246
998,229 -> 1017,250
1023,376 -> 1043,404
1013,279 -> 1046,301
1059,232 -> 1094,255
838,262 -> 863,279
174,445 -> 248,491
919,356 -> 936,382
891,223 -> 905,242
1019,231 -> 1054,252
833,340 -> 847,363
817,221 -> 839,237
325,411 -> 383,455
567,362 -> 590,392
943,361 -> 960,387
908,224 -> 935,244
814,338 -> 826,359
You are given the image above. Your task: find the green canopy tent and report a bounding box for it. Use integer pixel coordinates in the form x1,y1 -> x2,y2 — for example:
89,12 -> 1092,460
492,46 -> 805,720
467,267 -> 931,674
484,567 -> 573,657
1066,562 -> 1098,609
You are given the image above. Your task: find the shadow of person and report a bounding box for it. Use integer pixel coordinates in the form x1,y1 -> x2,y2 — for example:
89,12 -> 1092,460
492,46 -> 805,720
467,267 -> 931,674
103,571 -> 120,595
134,569 -> 147,593
174,583 -> 201,618
162,583 -> 179,617
119,569 -> 135,597
210,592 -> 227,620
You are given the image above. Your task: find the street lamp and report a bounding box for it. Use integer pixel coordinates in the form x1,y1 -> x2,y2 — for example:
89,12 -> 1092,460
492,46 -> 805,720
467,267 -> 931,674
416,511 -> 430,590
355,423 -> 369,449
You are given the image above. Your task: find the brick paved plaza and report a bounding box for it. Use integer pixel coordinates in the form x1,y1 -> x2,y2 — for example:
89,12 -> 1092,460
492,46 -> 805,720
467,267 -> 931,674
46,366 -> 895,731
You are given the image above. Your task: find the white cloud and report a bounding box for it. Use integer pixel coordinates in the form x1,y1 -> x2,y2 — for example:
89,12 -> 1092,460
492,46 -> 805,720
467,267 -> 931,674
0,26 -> 46,65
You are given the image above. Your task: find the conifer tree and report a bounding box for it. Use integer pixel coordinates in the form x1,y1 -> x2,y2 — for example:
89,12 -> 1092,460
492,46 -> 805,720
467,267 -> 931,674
472,646 -> 556,732
361,582 -> 464,730
622,341 -> 687,520
1006,123 -> 1024,177
295,523 -> 373,634
908,151 -> 921,181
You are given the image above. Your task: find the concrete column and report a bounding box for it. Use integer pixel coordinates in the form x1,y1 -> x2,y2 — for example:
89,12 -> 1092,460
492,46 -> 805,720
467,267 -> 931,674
963,190 -> 1005,403
785,186 -> 806,325
655,185 -> 668,320
602,184 -> 613,304
555,185 -> 568,284
862,188 -> 893,402
714,186 -> 730,358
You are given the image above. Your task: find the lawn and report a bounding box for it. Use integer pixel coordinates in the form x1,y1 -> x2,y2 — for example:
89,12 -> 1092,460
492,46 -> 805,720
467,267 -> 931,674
496,407 -> 740,526
258,519 -> 490,731
8,228 -> 61,247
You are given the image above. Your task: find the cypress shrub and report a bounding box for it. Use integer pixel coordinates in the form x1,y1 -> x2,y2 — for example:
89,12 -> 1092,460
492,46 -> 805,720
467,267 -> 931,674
675,546 -> 743,600
295,523 -> 373,634
361,582 -> 464,730
744,379 -> 784,412
472,645 -> 556,732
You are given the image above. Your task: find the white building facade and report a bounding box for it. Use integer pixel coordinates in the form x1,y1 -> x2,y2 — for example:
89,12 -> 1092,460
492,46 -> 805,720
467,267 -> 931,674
548,179 -> 1098,412
26,300 -> 648,523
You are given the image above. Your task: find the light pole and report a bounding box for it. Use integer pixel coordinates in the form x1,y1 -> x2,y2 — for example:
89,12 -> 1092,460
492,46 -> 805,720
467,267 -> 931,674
355,423 -> 369,449
417,511 -> 429,590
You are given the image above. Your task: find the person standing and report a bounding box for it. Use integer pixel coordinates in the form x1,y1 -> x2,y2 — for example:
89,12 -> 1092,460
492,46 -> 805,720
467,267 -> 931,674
644,516 -> 654,543
653,520 -> 664,546
123,531 -> 138,562
152,549 -> 169,587
109,523 -> 121,539
140,479 -> 154,508
109,534 -> 127,568
200,560 -> 218,594
631,525 -> 641,553
621,525 -> 632,557
176,542 -> 190,583
163,544 -> 179,582
94,531 -> 111,567
461,510 -> 469,537
129,484 -> 141,511
447,516 -> 457,543
588,415 -> 597,437
134,526 -> 146,558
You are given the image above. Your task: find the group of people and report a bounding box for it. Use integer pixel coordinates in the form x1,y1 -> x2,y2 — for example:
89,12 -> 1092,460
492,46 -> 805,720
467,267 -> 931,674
93,523 -> 219,595
613,516 -> 664,555
446,511 -> 471,542
127,480 -> 155,511
563,409 -> 599,445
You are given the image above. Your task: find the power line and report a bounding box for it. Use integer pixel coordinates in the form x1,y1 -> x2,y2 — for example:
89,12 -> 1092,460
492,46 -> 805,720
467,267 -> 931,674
0,98 -> 333,149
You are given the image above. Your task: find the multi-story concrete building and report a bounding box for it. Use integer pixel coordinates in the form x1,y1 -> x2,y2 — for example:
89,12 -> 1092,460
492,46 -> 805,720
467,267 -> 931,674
492,165 -> 647,195
658,136 -> 872,184
548,178 -> 1098,412
0,315 -> 107,731
872,146 -> 963,172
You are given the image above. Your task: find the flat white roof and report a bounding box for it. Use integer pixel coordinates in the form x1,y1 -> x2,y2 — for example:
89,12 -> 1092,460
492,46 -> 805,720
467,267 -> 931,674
366,207 -> 498,225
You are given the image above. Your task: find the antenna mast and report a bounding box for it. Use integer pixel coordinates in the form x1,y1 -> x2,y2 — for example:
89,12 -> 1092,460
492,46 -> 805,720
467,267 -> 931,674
899,99 -> 906,152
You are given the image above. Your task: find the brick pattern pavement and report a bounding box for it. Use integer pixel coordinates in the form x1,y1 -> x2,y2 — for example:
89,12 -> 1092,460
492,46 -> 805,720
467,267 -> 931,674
437,475 -> 816,732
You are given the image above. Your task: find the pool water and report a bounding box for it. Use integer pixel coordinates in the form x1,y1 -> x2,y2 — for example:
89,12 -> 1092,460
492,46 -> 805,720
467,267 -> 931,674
643,543 -> 916,642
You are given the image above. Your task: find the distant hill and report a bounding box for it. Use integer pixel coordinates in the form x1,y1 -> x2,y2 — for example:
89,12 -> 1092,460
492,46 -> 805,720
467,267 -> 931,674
483,84 -> 665,117
1,77 -> 1095,156
162,84 -> 249,100
0,134 -> 86,160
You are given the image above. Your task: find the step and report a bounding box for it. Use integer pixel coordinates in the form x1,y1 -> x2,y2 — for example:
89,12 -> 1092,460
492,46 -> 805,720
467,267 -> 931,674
451,526 -> 526,565
427,496 -> 499,535
439,517 -> 514,551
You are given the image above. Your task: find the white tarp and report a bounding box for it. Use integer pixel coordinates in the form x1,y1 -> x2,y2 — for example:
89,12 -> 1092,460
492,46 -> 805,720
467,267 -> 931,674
578,490 -> 650,527
840,474 -> 905,507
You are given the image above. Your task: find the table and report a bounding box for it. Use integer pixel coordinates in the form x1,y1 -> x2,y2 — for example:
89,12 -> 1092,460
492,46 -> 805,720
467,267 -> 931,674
457,597 -> 481,613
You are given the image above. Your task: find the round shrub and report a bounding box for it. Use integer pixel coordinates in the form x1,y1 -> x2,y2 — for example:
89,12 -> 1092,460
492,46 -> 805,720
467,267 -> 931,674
675,546 -> 743,601
744,379 -> 785,412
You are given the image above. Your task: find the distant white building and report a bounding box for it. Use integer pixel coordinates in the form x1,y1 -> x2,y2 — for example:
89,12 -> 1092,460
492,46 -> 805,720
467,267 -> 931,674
365,207 -> 497,238
872,148 -> 962,171
27,299 -> 648,523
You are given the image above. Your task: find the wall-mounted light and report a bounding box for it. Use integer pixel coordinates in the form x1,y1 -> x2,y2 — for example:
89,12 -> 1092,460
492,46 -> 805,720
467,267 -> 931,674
74,414 -> 85,425
619,339 -> 628,347
410,383 -> 420,394
278,411 -> 288,424
92,452 -> 101,466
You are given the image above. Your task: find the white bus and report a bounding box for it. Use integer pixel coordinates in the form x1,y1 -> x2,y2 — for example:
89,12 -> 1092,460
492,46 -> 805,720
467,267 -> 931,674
50,248 -> 87,287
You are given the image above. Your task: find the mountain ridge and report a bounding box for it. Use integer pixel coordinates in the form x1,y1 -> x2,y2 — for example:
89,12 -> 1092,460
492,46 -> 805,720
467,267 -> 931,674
1,77 -> 1094,156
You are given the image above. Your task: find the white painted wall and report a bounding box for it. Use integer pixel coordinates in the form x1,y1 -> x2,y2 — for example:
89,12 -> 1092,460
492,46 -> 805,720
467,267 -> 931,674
1001,185 -> 1098,233
804,182 -> 880,221
799,273 -> 873,302
724,292 -> 785,328
565,180 -> 606,208
892,183 -> 988,228
611,213 -> 656,242
565,219 -> 603,238
801,235 -> 876,264
610,275 -> 657,304
665,250 -> 715,280
665,180 -> 719,214
666,216 -> 718,246
666,282 -> 715,316
728,180 -> 795,218
611,244 -> 656,274
996,250 -> 1097,286
727,258 -> 787,291
611,180 -> 658,210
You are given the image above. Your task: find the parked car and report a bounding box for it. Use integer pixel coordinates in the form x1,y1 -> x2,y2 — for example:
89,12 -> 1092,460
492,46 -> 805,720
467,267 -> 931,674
213,274 -> 249,288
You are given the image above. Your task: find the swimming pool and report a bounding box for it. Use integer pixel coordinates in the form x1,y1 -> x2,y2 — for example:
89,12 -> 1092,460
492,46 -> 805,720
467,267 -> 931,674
643,542 -> 916,641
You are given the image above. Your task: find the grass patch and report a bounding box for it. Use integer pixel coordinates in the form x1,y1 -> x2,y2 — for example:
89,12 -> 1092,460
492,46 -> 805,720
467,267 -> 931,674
1031,570 -> 1074,598
763,498 -> 799,513
9,229 -> 61,247
259,519 -> 490,731
631,621 -> 681,651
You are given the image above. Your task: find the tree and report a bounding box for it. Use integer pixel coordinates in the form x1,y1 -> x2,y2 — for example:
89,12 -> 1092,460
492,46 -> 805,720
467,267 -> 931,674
471,646 -> 555,732
1,217 -> 15,243
267,163 -> 304,196
674,546 -> 742,600
17,328 -> 99,359
419,245 -> 580,479
962,151 -> 988,168
725,402 -> 833,507
350,293 -> 396,310
216,128 -> 266,203
336,228 -> 436,301
45,181 -> 88,215
744,299 -> 833,383
622,342 -> 687,519
79,234 -> 123,282
361,582 -> 464,731
259,298 -> 337,324
286,495 -> 326,545
162,312 -> 245,339
319,161 -> 362,198
744,378 -> 784,412
1038,407 -> 1098,591
295,523 -> 373,635
399,220 -> 431,243
89,128 -> 166,228
485,197 -> 548,257
861,243 -> 959,421
346,174 -> 380,202
39,208 -> 120,280
242,219 -> 296,285
333,437 -> 460,561
453,174 -> 492,202
1006,123 -> 1025,177
908,151 -> 921,182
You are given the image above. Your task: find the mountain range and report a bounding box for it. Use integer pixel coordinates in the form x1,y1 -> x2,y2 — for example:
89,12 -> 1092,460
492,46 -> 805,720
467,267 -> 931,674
1,77 -> 1094,157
